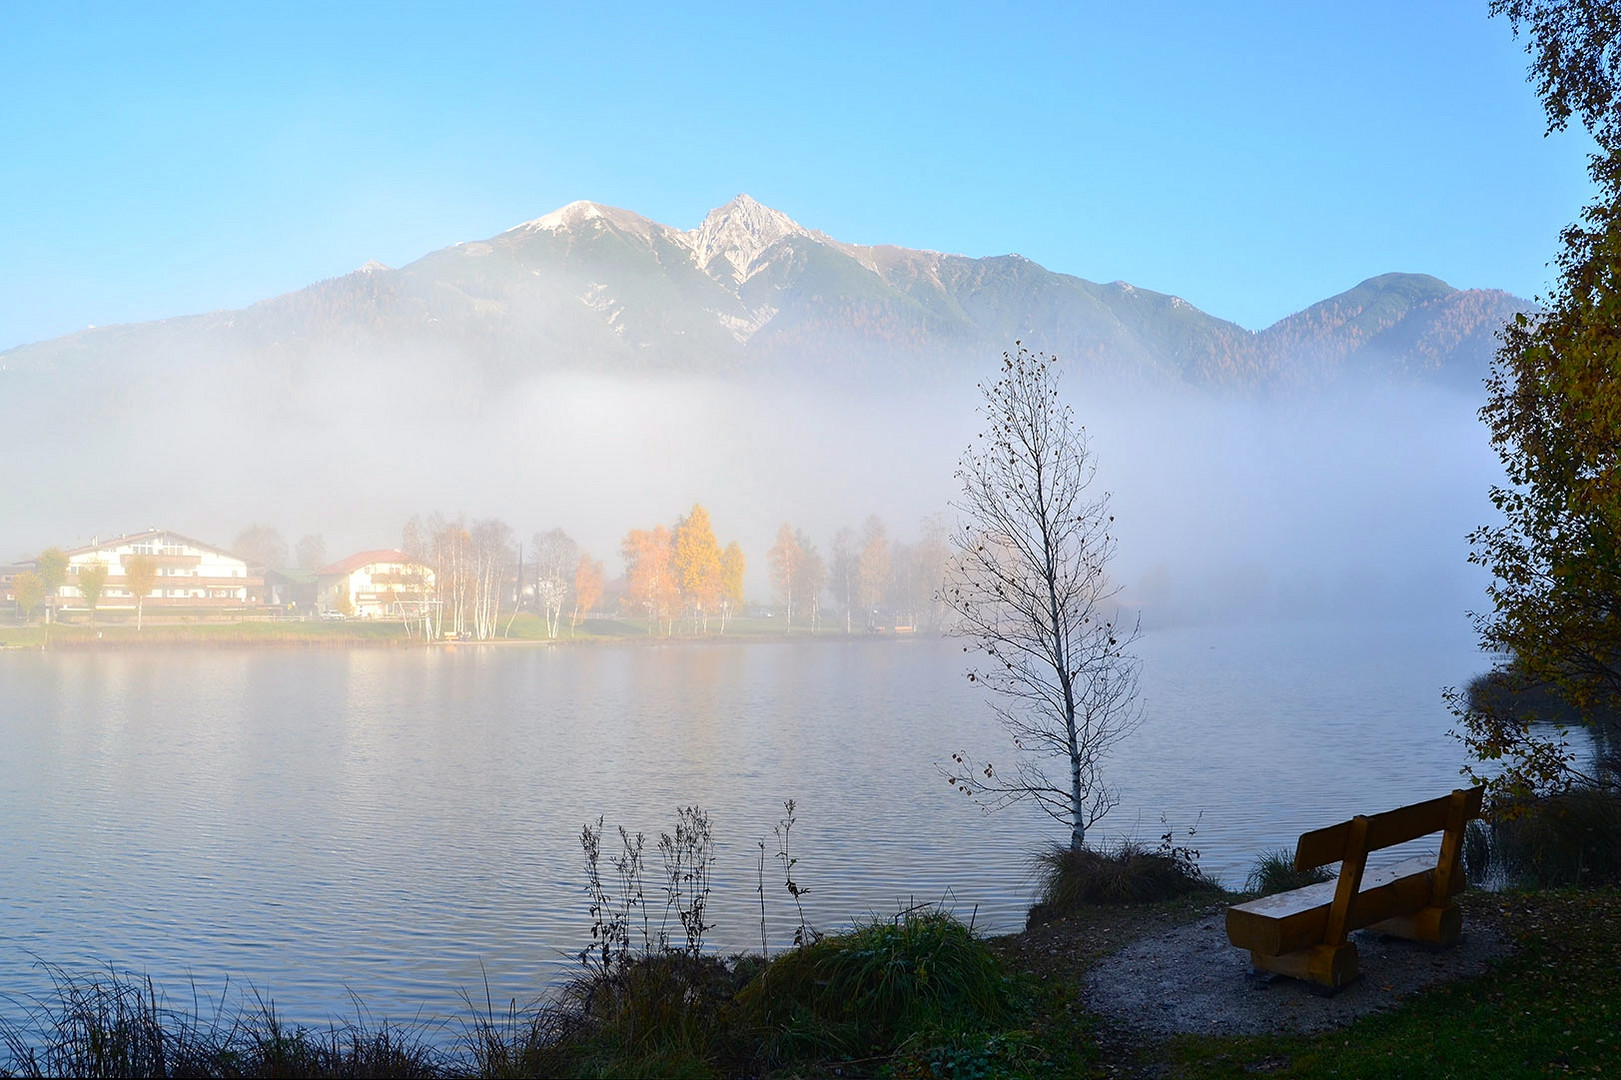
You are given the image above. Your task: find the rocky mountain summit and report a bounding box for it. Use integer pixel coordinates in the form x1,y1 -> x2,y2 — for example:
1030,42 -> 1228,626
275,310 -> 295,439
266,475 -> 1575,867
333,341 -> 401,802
2,194 -> 1526,396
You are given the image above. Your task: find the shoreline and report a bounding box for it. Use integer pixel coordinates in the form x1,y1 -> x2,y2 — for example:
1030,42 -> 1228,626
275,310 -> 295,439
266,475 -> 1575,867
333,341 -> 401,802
0,621 -> 935,651
0,888 -> 1609,1078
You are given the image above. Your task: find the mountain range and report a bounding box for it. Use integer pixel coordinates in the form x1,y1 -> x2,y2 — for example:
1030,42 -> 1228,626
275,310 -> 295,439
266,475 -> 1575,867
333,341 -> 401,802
1,194 -> 1526,395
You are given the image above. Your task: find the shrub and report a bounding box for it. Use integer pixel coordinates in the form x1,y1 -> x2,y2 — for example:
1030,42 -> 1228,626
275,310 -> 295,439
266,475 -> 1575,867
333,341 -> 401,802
736,906 -> 1016,1061
1245,848 -> 1334,896
1466,783 -> 1621,888
1027,839 -> 1220,925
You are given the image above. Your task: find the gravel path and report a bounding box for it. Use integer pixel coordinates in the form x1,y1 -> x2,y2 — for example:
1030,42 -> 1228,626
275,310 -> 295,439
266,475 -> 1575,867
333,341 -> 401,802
1083,916 -> 1511,1037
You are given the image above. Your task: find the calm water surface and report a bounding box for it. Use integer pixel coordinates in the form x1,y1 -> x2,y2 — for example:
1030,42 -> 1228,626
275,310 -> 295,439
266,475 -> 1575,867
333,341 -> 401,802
0,620 -> 1488,1027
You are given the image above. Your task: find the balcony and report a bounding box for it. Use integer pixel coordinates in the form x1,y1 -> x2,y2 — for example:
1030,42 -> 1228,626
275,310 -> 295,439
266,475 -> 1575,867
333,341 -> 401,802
120,553 -> 202,570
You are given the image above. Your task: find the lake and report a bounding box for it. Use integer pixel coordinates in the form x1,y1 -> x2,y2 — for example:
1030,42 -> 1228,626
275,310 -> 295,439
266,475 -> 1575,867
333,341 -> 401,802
0,619 -> 1491,1028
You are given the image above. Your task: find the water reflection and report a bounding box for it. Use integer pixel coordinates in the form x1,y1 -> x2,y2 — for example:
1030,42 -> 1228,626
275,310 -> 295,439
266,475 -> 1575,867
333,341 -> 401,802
0,622 -> 1500,1027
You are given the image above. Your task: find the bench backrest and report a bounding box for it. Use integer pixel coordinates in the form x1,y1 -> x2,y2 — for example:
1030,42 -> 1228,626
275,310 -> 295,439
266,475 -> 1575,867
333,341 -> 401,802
1293,786 -> 1483,950
1293,786 -> 1484,872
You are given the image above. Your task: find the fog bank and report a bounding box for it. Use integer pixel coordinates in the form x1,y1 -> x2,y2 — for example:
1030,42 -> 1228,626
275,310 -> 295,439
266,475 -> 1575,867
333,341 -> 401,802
0,356 -> 1501,627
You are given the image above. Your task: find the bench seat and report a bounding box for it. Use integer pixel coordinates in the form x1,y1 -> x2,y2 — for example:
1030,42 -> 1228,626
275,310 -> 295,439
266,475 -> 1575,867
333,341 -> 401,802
1226,854 -> 1446,956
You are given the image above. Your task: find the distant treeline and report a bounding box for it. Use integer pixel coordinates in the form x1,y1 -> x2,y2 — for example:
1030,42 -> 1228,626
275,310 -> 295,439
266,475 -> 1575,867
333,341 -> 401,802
230,510 -> 954,641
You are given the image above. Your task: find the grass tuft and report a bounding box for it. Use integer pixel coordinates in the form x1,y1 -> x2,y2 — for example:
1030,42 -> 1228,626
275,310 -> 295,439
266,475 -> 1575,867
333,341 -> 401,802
736,905 -> 1017,1062
1244,848 -> 1334,896
1028,840 -> 1221,925
551,952 -> 745,1078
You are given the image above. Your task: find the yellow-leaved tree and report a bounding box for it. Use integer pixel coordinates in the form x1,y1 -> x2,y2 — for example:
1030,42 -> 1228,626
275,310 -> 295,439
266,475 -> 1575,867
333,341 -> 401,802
36,547 -> 67,627
123,554 -> 160,630
673,504 -> 724,633
77,562 -> 109,625
12,571 -> 45,625
719,541 -> 745,632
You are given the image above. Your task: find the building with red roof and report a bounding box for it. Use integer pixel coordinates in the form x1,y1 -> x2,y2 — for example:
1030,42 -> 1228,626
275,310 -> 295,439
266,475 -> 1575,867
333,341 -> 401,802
316,549 -> 435,619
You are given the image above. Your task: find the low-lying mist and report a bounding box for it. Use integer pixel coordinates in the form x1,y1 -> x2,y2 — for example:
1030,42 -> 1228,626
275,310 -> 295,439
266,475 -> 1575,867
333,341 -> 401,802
0,348 -> 1502,630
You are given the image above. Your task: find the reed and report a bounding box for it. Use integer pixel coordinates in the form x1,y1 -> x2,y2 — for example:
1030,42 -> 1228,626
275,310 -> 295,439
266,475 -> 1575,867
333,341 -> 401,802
1466,783 -> 1621,888
0,963 -> 445,1078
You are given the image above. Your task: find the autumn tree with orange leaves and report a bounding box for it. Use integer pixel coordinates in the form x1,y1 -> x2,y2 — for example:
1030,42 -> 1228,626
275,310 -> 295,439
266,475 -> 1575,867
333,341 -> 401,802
573,554 -> 603,630
622,525 -> 680,634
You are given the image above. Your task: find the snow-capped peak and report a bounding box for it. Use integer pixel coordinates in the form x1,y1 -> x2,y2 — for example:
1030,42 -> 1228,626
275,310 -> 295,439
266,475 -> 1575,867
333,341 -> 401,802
514,200 -> 610,232
356,259 -> 391,274
687,194 -> 808,282
506,200 -> 681,252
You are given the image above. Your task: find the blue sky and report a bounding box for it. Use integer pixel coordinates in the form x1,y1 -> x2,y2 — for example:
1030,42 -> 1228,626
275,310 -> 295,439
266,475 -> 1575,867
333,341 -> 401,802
0,1 -> 1597,351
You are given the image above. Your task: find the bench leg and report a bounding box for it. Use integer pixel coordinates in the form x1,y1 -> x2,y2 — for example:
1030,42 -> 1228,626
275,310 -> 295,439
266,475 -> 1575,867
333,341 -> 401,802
1250,942 -> 1360,994
1366,903 -> 1462,947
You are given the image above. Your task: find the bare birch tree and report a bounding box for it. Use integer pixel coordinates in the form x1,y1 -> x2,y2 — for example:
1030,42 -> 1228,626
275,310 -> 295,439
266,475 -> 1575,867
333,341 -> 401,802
857,516 -> 889,630
767,524 -> 802,632
793,529 -> 826,634
911,513 -> 952,633
469,518 -> 513,640
415,512 -> 503,639
831,527 -> 858,634
532,528 -> 579,639
428,514 -> 472,638
942,343 -> 1141,851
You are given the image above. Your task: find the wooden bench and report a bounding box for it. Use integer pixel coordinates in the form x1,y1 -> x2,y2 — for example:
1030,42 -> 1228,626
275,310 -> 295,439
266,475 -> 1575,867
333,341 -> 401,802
1225,786 -> 1483,993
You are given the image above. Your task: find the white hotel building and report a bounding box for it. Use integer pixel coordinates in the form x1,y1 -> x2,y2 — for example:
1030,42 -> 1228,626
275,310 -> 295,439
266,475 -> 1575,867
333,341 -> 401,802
59,530 -> 257,610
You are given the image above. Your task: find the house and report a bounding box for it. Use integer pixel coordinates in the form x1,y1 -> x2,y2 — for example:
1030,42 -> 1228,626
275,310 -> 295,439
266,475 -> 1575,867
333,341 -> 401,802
1,562 -> 30,606
263,568 -> 320,611
316,550 -> 435,618
56,530 -> 259,611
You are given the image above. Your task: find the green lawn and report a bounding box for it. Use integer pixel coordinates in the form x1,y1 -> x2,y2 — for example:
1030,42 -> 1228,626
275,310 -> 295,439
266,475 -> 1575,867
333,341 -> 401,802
0,614 -> 905,648
0,620 -> 408,647
494,612 -> 893,642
